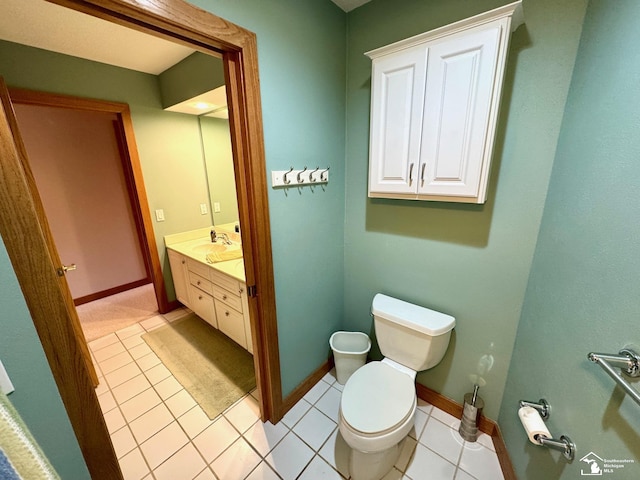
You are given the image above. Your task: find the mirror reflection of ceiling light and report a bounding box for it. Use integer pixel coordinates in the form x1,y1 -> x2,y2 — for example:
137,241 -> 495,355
190,101 -> 216,110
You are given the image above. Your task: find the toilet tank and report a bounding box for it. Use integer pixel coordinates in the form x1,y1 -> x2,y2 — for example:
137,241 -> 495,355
372,294 -> 455,371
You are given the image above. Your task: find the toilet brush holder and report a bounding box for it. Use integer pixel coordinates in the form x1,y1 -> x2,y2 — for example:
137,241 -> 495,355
458,385 -> 484,442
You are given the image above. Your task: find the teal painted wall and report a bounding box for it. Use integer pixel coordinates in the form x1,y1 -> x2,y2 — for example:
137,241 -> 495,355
0,239 -> 90,479
343,0 -> 587,420
499,1 -> 640,477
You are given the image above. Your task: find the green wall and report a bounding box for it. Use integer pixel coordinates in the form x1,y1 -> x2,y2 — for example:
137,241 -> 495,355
343,0 -> 587,420
158,52 -> 225,108
499,0 -> 640,477
0,239 -> 90,479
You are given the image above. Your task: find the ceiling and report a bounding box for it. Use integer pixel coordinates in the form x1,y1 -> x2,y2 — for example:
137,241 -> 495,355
0,0 -> 372,76
330,0 -> 372,12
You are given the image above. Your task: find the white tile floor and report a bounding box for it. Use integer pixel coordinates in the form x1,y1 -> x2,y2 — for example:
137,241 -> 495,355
89,310 -> 504,480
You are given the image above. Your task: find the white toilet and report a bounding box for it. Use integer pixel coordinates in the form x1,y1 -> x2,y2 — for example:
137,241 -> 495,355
338,293 -> 455,480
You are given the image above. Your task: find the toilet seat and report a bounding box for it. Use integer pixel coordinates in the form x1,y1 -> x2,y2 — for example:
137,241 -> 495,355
341,361 -> 415,435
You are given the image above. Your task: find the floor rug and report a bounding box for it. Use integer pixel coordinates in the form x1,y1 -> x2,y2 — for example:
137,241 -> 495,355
142,314 -> 256,419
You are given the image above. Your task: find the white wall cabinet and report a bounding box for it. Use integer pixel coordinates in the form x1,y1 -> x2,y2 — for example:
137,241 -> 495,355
367,1 -> 523,204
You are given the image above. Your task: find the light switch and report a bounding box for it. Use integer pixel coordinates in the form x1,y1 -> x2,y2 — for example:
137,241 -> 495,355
214,202 -> 221,213
155,209 -> 165,222
200,203 -> 208,215
0,360 -> 15,395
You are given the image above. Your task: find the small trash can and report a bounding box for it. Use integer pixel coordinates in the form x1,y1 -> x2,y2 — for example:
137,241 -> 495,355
330,331 -> 371,385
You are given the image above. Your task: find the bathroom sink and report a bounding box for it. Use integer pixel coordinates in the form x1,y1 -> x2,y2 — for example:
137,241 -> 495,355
191,242 -> 241,255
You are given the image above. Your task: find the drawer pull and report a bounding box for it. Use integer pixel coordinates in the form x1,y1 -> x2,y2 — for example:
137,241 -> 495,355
198,295 -> 203,300
197,280 -> 201,285
223,294 -> 227,300
225,311 -> 230,316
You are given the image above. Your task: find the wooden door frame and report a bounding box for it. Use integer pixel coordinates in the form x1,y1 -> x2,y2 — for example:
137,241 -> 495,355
8,88 -> 168,311
0,1 -> 282,478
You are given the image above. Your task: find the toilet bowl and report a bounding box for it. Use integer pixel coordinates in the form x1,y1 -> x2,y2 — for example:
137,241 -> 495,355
338,294 -> 455,480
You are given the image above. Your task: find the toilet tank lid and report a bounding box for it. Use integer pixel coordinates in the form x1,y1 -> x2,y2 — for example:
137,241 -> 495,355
372,294 -> 455,336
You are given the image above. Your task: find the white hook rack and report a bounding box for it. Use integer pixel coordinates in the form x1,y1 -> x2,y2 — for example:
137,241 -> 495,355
271,166 -> 329,188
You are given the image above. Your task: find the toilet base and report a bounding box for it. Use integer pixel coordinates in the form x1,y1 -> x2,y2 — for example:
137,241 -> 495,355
349,443 -> 400,480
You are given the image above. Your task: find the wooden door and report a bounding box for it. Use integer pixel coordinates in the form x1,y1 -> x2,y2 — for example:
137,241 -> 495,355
0,77 -> 121,477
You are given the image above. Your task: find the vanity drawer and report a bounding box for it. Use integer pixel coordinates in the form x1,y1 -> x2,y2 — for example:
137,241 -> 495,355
209,267 -> 241,293
215,300 -> 246,348
189,271 -> 213,295
188,284 -> 217,329
212,285 -> 242,312
187,258 -> 211,279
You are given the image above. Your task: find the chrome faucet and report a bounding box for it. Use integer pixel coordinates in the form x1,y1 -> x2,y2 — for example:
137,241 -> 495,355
218,233 -> 232,245
210,229 -> 217,242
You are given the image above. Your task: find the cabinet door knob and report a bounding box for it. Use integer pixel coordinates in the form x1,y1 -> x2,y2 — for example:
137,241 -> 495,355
197,280 -> 201,285
182,259 -> 185,264
223,294 -> 227,300
198,295 -> 203,300
409,163 -> 415,186
225,311 -> 230,316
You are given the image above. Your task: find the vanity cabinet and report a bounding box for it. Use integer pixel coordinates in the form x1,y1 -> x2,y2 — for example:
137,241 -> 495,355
367,1 -> 523,204
187,260 -> 217,329
209,267 -> 251,352
167,249 -> 190,306
167,245 -> 252,353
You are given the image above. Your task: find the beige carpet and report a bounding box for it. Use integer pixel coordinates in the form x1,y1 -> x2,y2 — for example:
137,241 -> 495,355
142,314 -> 256,419
78,283 -> 159,341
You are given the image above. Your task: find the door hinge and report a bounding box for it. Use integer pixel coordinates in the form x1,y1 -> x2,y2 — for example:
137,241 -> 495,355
247,285 -> 257,298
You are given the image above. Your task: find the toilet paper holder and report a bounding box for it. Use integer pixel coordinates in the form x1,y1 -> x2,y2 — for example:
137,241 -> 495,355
518,398 -> 575,461
519,398 -> 550,420
535,434 -> 576,461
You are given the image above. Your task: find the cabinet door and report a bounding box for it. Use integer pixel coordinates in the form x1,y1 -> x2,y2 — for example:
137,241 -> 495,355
215,300 -> 247,348
168,249 -> 190,307
189,284 -> 217,329
369,44 -> 428,195
419,23 -> 501,199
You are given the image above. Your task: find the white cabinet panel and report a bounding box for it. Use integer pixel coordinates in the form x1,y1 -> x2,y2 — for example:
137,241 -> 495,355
167,249 -> 190,307
215,299 -> 247,348
188,283 -> 217,328
420,25 -> 501,197
369,44 -> 428,194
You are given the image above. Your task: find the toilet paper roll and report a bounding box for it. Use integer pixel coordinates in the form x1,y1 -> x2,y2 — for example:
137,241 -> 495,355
518,406 -> 551,445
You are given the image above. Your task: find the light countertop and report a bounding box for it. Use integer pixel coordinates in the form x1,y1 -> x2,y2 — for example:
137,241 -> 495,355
165,225 -> 245,283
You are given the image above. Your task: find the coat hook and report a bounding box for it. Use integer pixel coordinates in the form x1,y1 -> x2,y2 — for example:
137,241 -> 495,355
297,166 -> 307,183
283,166 -> 294,185
309,166 -> 319,183
321,166 -> 330,182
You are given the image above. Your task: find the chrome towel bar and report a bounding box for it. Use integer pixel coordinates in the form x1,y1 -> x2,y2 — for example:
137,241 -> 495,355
588,347 -> 640,407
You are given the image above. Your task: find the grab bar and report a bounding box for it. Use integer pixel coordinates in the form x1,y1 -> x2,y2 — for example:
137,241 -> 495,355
588,347 -> 640,407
